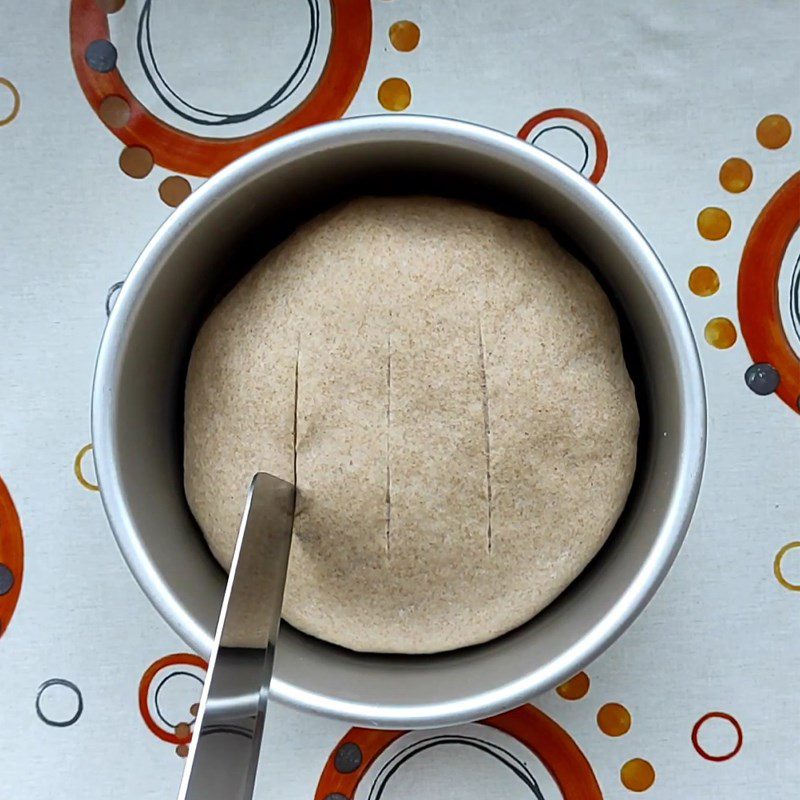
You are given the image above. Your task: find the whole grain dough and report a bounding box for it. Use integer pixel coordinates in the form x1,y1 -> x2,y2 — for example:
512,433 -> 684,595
184,197 -> 638,654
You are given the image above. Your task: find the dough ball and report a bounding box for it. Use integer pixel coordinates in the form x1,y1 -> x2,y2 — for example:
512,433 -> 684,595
184,197 -> 638,654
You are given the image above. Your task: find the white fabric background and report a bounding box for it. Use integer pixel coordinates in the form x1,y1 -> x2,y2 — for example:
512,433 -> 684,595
0,1 -> 797,797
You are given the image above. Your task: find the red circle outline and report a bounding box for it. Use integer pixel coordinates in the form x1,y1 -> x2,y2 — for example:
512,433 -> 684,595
517,108 -> 608,184
70,0 -> 372,177
691,711 -> 743,762
138,653 -> 208,744
737,172 -> 800,415
314,705 -> 602,799
0,476 -> 23,638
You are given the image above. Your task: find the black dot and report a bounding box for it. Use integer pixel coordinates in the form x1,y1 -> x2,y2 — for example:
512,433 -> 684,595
744,362 -> 780,396
334,742 -> 362,774
324,794 -> 348,800
85,40 -> 118,73
0,564 -> 13,596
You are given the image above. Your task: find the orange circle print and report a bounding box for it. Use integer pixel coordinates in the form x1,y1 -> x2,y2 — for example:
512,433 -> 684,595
518,108 -> 609,184
737,172 -> 800,414
315,704 -> 601,799
138,653 -> 208,745
0,476 -> 23,638
70,0 -> 372,177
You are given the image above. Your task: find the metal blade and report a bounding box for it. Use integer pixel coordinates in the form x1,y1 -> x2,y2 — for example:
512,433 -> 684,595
178,472 -> 295,800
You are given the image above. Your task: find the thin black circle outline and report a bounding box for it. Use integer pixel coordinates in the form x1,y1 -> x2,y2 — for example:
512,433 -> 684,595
530,124 -> 590,175
367,735 -> 545,800
153,669 -> 204,729
136,0 -> 321,126
790,253 -> 799,343
105,280 -> 124,317
36,679 -> 84,728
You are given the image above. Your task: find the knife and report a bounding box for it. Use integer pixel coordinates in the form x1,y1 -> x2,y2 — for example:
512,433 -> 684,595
178,472 -> 295,800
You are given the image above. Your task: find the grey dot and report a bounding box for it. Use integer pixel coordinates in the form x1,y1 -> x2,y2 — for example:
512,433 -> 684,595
0,563 -> 13,596
85,40 -> 118,73
334,742 -> 362,773
745,363 -> 780,396
324,795 -> 348,800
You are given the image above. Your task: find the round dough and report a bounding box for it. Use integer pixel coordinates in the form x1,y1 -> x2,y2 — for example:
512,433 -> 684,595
184,197 -> 638,654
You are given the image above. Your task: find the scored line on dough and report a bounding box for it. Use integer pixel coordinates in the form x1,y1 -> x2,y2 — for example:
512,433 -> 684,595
478,316 -> 493,554
292,335 -> 301,529
385,330 -> 393,557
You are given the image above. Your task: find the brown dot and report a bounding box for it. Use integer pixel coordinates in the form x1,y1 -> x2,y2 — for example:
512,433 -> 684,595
190,703 -> 199,717
597,702 -> 631,736
378,78 -> 411,112
176,744 -> 189,758
159,176 -> 192,207
99,95 -> 130,129
719,157 -> 752,193
174,722 -> 191,741
119,146 -> 153,179
697,207 -> 731,240
95,0 -> 126,12
757,114 -> 792,149
556,671 -> 590,700
704,317 -> 737,349
620,758 -> 655,792
389,21 -> 421,52
688,266 -> 720,297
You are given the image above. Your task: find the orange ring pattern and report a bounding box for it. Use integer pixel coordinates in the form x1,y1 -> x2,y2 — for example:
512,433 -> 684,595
69,0 -> 372,177
0,476 -> 23,638
737,172 -> 800,414
138,653 -> 208,744
518,108 -> 609,184
315,704 -> 602,799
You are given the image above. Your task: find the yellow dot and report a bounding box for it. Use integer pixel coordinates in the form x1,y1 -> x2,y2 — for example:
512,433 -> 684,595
774,542 -> 800,591
757,114 -> 792,149
378,78 -> 411,112
621,758 -> 655,792
689,266 -> 720,297
704,317 -> 737,349
719,158 -> 753,193
697,207 -> 731,240
597,703 -> 632,736
389,21 -> 420,52
556,671 -> 590,700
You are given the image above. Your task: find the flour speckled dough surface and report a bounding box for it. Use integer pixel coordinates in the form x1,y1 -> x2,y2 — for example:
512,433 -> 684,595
184,197 -> 639,654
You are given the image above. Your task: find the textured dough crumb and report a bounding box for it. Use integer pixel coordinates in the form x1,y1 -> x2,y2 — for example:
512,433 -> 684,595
184,197 -> 639,654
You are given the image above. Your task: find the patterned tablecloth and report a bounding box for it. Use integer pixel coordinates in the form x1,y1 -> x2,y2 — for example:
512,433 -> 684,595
1,2 -> 798,797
